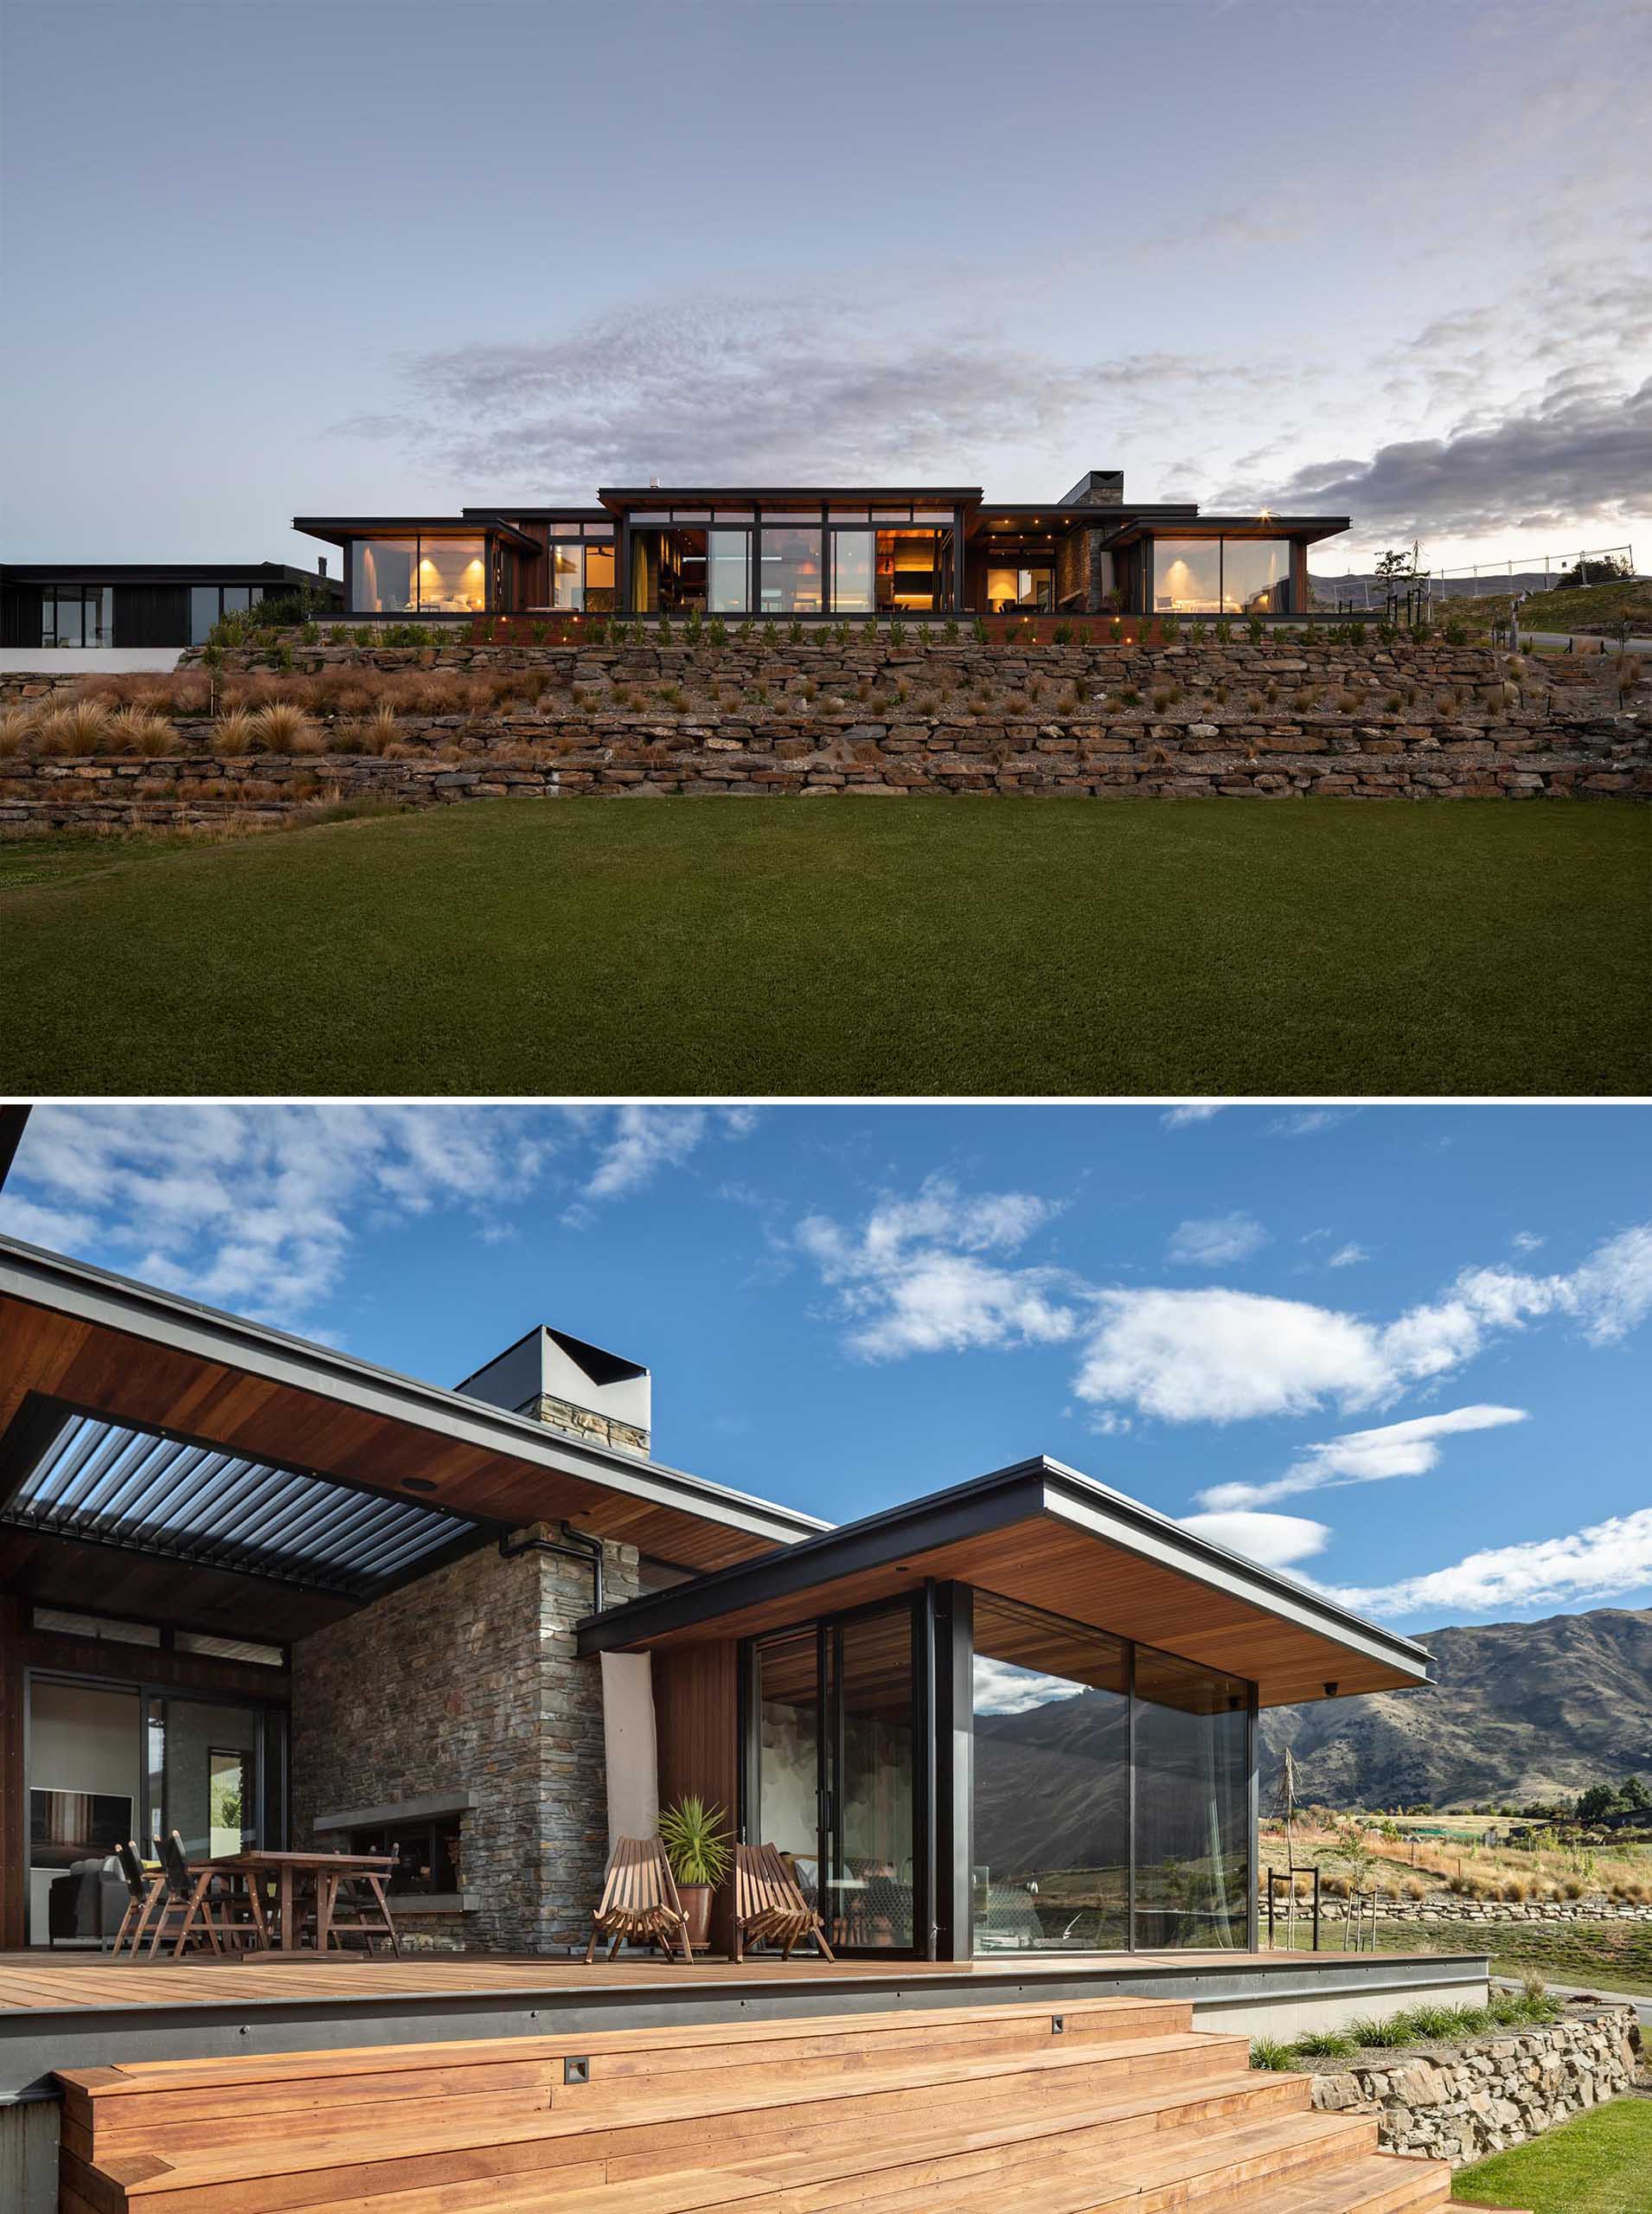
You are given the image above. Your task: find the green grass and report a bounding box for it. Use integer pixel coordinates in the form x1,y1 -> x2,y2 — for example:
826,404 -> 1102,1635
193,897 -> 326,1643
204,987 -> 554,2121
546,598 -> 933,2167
1376,1917 -> 1652,2000
1452,2096 -> 1652,2208
1,799 -> 1647,1095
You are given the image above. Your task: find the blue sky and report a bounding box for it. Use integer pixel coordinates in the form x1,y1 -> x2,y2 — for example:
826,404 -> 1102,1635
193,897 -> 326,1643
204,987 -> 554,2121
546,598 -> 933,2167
3,1103 -> 1648,1638
2,1 -> 1647,575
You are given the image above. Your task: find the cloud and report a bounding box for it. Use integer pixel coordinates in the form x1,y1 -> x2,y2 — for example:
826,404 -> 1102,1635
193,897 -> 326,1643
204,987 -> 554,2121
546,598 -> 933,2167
1318,1507 -> 1652,1622
1166,1213 -> 1268,1267
577,1106 -> 752,1210
793,1177 -> 1076,1360
1178,1510 -> 1332,1569
1511,1232 -> 1546,1254
1161,1104 -> 1229,1129
1075,1223 -> 1652,1425
1270,1110 -> 1353,1136
1328,1244 -> 1368,1269
972,1654 -> 1087,1717
1197,1404 -> 1530,1511
1266,369 -> 1652,547
0,1104 -> 553,1327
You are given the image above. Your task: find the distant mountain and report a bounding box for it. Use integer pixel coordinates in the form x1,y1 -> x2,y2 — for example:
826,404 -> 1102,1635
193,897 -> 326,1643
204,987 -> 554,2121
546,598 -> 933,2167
1259,1607 -> 1652,1810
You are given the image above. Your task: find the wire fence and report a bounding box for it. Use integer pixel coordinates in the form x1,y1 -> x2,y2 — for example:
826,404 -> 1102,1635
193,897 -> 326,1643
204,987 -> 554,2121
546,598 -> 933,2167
1314,545 -> 1637,611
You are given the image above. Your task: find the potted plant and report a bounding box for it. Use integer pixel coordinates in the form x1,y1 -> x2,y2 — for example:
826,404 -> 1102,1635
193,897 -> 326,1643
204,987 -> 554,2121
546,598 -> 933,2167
658,1796 -> 732,1950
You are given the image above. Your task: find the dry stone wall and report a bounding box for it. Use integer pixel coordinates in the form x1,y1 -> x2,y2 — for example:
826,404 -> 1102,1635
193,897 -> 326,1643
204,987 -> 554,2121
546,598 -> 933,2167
1,635 -> 1643,830
1307,2003 -> 1638,2166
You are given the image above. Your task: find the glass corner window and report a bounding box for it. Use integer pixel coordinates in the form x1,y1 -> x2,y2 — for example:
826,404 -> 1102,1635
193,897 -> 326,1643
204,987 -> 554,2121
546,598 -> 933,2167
351,538 -> 416,616
1152,539 -> 1221,615
417,536 -> 487,614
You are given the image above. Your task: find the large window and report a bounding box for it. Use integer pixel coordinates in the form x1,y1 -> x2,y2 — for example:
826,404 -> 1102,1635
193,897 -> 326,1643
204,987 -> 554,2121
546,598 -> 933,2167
708,529 -> 750,613
831,531 -> 874,614
189,584 -> 260,646
1132,1648 -> 1250,1950
1152,538 -> 1294,616
759,525 -> 823,614
40,586 -> 113,648
549,540 -> 618,613
876,529 -> 944,613
351,536 -> 487,616
971,1597 -> 1130,1951
969,1596 -> 1252,1955
985,565 -> 1053,614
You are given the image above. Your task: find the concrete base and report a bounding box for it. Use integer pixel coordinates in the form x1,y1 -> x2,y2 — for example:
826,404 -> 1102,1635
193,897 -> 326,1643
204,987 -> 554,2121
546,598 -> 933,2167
1193,1972 -> 1490,2041
1,648 -> 182,673
0,2096 -> 59,2214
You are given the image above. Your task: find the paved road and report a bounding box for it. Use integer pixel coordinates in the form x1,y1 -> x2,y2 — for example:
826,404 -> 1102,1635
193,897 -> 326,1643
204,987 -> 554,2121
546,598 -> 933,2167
1494,1972 -> 1652,2027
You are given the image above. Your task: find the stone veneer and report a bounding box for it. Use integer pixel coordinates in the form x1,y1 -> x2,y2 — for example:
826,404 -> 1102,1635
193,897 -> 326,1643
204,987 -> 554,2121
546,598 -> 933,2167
1,636 -> 1643,825
1367,1892 -> 1652,1925
290,1525 -> 640,1954
1307,2002 -> 1639,2166
530,1392 -> 649,1457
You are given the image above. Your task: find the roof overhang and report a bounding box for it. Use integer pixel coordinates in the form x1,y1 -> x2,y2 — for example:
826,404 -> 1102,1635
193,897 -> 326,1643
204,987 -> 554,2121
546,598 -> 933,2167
291,516 -> 541,554
0,1238 -> 826,1598
596,487 -> 984,512
577,1455 -> 1432,1708
1100,516 -> 1351,547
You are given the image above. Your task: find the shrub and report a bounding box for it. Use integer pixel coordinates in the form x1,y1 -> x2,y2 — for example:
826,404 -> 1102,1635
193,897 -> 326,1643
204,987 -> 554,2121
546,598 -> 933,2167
944,617 -> 959,642
210,708 -> 258,757
1110,618 -> 1123,643
351,704 -> 400,755
37,699 -> 112,755
972,617 -> 989,643
251,702 -> 316,754
707,616 -> 728,647
0,706 -> 37,756
1053,621 -> 1074,645
1294,2029 -> 1355,2058
110,707 -> 177,758
1214,618 -> 1232,643
1249,2037 -> 1297,2072
1248,617 -> 1265,644
1345,2013 -> 1405,2048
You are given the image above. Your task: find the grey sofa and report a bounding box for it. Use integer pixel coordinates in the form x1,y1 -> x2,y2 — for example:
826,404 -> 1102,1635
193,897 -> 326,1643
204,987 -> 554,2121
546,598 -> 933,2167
47,1854 -> 129,1946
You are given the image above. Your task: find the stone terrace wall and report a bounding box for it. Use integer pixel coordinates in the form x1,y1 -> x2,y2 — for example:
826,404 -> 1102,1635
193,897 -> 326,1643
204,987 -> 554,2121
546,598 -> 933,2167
291,1529 -> 639,1954
1369,1892 -> 1652,1925
1308,2003 -> 1638,2166
2,634 -> 1643,829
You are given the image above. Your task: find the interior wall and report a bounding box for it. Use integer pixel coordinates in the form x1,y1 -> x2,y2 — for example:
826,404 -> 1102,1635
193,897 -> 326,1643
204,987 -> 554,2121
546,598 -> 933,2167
26,1677 -> 142,1941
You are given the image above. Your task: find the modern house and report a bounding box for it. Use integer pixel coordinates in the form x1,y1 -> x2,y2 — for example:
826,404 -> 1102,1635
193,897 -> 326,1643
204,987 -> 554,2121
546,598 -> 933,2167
0,563 -> 339,653
294,470 -> 1350,624
0,1216 -> 1489,2214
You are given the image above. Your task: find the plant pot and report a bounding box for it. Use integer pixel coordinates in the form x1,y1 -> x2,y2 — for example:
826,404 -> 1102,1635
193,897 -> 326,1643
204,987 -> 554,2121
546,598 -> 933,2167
678,1884 -> 714,1949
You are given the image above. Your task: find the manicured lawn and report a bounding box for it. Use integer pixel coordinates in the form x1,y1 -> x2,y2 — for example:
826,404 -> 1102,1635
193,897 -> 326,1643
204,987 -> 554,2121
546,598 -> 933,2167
1,799 -> 1647,1096
1452,2096 -> 1652,2208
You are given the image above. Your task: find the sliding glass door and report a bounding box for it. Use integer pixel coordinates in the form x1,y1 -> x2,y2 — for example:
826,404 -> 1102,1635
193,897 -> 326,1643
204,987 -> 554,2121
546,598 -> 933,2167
747,1597 -> 922,1954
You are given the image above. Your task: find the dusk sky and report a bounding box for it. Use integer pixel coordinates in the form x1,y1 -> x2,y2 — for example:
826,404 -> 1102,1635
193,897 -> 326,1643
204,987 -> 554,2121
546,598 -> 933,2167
3,0 -> 1648,579
3,1103 -> 1648,1641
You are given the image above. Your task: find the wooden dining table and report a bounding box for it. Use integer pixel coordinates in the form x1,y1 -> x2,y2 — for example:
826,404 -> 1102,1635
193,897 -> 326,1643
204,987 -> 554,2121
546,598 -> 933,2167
208,1849 -> 397,1954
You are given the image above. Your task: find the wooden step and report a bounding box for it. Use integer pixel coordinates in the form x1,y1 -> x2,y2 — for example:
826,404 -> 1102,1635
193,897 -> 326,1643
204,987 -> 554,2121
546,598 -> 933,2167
1234,2152 -> 1452,2212
68,2032 -> 1257,2199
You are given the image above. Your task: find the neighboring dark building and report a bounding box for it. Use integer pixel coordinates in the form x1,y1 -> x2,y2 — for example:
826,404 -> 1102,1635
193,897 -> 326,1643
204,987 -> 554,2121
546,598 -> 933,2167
295,470 -> 1349,624
0,562 -> 340,650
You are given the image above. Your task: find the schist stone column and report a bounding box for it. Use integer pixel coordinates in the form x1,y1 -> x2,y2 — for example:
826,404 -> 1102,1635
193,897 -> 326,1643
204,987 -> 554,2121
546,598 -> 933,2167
291,1325 -> 650,1952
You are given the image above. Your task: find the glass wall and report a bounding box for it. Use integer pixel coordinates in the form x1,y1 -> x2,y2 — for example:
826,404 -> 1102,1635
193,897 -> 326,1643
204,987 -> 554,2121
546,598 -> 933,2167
969,1597 -> 1252,1955
831,531 -> 874,614
549,540 -> 618,613
1131,1648 -> 1250,1949
985,565 -> 1053,613
834,1605 -> 915,1950
1220,539 -> 1292,616
971,1597 -> 1130,1950
40,586 -> 114,647
1151,538 -> 1294,617
876,529 -> 944,613
759,525 -> 824,615
189,585 -> 259,646
351,536 -> 487,616
753,1627 -> 821,1914
708,529 -> 750,613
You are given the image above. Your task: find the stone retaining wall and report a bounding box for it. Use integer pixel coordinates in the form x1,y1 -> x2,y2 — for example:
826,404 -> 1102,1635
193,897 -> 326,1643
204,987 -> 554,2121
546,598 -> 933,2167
2,636 -> 1642,823
1307,2003 -> 1638,2166
1369,1893 -> 1652,1924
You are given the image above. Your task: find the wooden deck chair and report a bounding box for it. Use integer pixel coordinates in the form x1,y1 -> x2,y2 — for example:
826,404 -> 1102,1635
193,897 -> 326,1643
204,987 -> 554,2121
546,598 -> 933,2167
584,1834 -> 694,1964
733,1842 -> 835,1963
316,1859 -> 400,1958
109,1840 -> 164,1960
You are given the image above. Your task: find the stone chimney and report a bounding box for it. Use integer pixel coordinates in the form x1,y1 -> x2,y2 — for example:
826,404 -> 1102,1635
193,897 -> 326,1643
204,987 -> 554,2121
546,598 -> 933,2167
455,1326 -> 651,1456
1059,469 -> 1125,507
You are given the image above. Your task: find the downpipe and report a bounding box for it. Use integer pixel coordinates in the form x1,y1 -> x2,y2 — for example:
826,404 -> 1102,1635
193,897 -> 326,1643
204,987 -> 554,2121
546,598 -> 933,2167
498,1521 -> 604,1612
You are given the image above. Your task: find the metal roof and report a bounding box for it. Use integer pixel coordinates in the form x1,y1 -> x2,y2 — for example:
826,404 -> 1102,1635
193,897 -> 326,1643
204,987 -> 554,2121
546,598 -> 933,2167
3,1409 -> 479,1598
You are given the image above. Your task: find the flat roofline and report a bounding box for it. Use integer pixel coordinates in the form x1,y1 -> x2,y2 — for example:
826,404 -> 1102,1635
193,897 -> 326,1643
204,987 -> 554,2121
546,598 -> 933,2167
576,1451 -> 1432,1689
292,516 -> 541,554
1101,515 -> 1351,546
597,486 -> 986,508
0,1236 -> 828,1552
464,506 -> 608,522
0,563 -> 335,585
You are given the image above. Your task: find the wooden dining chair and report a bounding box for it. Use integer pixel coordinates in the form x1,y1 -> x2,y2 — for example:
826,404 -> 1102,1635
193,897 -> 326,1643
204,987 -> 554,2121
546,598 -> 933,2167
733,1842 -> 836,1963
315,1859 -> 400,1957
584,1835 -> 694,1964
108,1840 -> 164,1960
145,1831 -> 253,1959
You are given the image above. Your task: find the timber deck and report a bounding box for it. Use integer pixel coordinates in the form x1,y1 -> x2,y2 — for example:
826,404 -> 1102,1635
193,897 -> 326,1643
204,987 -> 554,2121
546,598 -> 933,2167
54,1991 -> 1470,2214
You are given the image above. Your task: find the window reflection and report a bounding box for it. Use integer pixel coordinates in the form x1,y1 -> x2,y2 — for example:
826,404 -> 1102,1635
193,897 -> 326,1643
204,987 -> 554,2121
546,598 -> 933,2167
708,529 -> 749,613
351,540 -> 417,615
877,529 -> 943,613
1132,1649 -> 1250,1951
972,1597 -> 1130,1952
1152,540 -> 1221,614
831,532 -> 874,614
551,543 -> 584,611
41,586 -> 114,648
760,526 -> 823,614
1221,540 -> 1292,616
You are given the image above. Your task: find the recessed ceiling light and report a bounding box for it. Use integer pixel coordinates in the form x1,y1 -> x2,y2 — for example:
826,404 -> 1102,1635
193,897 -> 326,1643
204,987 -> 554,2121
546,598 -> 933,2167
403,1477 -> 439,1494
